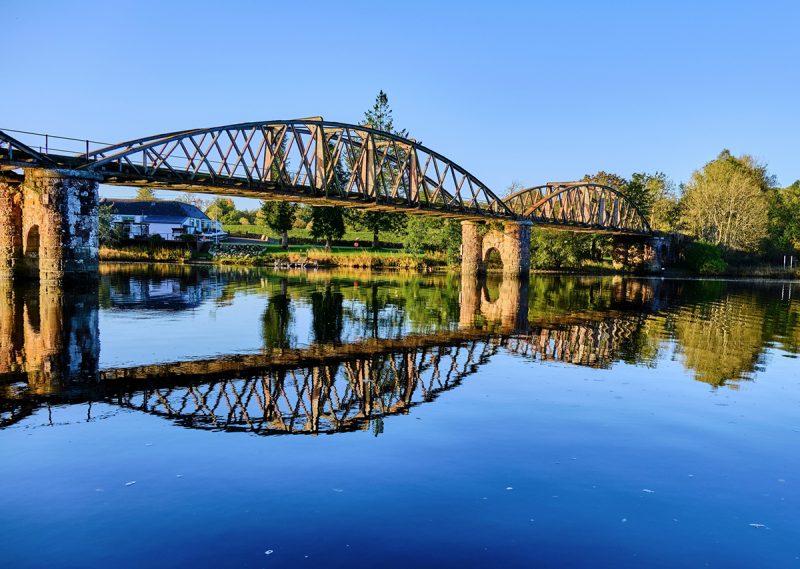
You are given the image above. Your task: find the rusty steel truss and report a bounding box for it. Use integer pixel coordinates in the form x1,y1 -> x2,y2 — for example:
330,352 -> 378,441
503,182 -> 651,233
84,119 -> 515,219
0,123 -> 652,233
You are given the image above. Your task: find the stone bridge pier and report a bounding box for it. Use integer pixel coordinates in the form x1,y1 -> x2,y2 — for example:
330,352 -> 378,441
461,220 -> 532,278
0,169 -> 100,282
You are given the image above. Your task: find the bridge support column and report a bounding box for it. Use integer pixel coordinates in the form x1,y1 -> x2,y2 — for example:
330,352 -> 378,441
501,221 -> 532,278
611,235 -> 660,272
0,174 -> 23,280
19,169 -> 100,282
460,221 -> 483,278
461,220 -> 531,278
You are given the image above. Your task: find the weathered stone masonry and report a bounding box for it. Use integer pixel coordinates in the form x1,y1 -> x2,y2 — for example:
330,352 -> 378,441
0,174 -> 23,280
461,220 -> 532,278
0,169 -> 99,282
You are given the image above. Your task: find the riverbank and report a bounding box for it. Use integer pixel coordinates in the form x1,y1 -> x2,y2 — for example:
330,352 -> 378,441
100,243 -> 447,270
99,244 -> 800,279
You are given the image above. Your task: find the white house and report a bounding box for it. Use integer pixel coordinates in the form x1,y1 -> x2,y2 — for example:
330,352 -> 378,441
102,199 -> 225,241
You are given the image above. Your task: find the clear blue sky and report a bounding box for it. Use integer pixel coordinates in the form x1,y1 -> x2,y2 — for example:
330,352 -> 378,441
4,0 -> 799,207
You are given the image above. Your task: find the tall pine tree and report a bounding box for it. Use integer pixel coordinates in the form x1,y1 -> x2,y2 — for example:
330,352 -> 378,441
349,91 -> 408,247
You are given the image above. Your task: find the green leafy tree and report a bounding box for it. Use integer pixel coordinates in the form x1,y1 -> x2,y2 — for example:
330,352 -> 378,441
364,90 -> 407,137
402,217 -> 462,263
205,198 -> 235,223
135,187 -> 157,201
630,172 -> 681,232
261,201 -> 297,249
347,210 -> 407,248
311,206 -> 345,249
529,228 -> 594,269
768,180 -> 800,251
98,203 -> 122,245
680,150 -> 773,252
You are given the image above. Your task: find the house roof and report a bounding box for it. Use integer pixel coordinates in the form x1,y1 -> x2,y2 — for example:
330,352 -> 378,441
101,199 -> 211,221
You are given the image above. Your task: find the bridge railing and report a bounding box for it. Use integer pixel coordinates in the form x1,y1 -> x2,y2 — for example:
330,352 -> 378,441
0,127 -> 108,161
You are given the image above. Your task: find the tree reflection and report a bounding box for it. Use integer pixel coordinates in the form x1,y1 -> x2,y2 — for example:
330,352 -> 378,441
262,278 -> 294,351
311,284 -> 344,344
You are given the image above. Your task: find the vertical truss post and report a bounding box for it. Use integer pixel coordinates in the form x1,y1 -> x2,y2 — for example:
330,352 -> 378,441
580,188 -> 591,225
311,124 -> 327,195
264,127 -> 278,183
359,133 -> 375,199
408,148 -> 419,206
598,195 -> 606,226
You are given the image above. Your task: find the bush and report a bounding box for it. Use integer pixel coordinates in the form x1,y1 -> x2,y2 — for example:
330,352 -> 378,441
683,241 -> 727,275
529,229 -> 595,269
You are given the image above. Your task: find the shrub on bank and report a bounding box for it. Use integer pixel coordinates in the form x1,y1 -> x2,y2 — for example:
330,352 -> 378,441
683,242 -> 727,275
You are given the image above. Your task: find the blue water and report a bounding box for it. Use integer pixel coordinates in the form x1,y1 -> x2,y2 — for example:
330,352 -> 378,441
1,266 -> 799,568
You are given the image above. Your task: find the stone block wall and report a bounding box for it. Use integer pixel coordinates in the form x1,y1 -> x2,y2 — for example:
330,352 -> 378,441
0,169 -> 99,281
0,176 -> 23,280
460,220 -> 532,278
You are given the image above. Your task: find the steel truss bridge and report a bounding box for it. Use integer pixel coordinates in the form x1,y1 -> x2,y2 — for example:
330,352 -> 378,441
0,122 -> 651,234
2,315 -> 644,434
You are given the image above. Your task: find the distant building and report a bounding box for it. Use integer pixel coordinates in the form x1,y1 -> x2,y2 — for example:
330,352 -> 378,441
101,199 -> 225,241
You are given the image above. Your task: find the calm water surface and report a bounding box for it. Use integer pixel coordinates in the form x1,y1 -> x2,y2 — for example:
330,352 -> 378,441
1,265 -> 799,568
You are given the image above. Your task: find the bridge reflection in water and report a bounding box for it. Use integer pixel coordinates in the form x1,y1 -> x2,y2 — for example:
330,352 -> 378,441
1,269 -> 798,434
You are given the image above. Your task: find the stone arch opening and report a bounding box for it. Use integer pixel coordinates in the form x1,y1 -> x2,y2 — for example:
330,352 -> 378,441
24,225 -> 40,275
484,247 -> 503,271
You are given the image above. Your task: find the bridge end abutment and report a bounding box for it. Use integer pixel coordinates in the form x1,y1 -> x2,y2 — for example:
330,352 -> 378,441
610,235 -> 664,273
0,169 -> 100,282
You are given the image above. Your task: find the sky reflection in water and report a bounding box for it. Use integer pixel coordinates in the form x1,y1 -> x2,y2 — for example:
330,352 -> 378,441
1,265 -> 799,568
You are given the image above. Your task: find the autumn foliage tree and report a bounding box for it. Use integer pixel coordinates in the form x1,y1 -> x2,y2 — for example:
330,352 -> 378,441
680,150 -> 773,252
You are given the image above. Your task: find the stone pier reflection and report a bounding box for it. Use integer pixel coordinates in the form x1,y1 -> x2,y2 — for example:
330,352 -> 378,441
0,281 -> 99,393
459,274 -> 529,331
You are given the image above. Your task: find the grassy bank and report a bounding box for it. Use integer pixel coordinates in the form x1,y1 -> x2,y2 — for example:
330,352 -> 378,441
99,242 -> 443,269
100,244 -> 192,263
211,243 -> 445,269
99,243 -> 800,279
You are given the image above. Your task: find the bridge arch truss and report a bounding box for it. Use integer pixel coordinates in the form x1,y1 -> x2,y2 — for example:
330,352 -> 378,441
504,183 -> 651,234
79,119 -> 514,219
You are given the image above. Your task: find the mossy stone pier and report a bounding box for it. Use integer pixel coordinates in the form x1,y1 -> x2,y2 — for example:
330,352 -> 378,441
461,220 -> 532,278
0,169 -> 99,282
